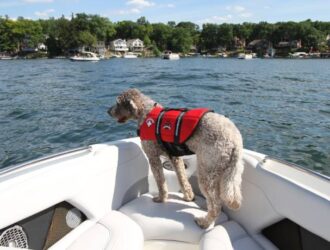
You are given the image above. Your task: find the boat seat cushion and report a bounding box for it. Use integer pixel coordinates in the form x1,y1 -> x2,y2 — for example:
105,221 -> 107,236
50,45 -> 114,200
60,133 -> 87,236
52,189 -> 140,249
119,193 -> 228,244
200,220 -> 264,250
67,210 -> 144,250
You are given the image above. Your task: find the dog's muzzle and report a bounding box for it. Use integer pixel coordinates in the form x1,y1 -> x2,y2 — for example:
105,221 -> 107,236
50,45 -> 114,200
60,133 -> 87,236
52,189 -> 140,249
107,107 -> 113,117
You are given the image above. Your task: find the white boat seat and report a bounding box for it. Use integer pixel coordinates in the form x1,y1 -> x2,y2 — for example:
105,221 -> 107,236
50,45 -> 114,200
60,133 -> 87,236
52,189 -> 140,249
67,210 -> 144,250
200,220 -> 264,250
119,193 -> 228,244
120,192 -> 274,249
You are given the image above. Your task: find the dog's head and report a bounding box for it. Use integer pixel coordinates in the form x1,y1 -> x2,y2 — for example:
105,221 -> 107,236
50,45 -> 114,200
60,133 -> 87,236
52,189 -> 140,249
108,88 -> 143,123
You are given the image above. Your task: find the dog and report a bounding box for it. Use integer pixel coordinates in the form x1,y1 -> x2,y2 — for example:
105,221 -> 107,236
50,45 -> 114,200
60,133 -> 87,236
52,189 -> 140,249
108,88 -> 244,229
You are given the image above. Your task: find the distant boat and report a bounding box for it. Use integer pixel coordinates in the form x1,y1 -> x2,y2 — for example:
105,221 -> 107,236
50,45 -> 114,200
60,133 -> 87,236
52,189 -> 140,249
163,50 -> 180,60
0,55 -> 14,60
237,53 -> 253,59
217,52 -> 228,58
289,52 -> 308,59
70,52 -> 100,62
123,52 -> 138,59
110,54 -> 121,58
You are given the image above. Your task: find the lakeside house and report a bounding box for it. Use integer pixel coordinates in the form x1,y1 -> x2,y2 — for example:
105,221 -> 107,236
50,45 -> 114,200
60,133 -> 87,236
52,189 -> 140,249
276,40 -> 302,49
127,39 -> 144,52
274,40 -> 302,57
326,35 -> 330,47
110,39 -> 129,52
233,37 -> 246,49
95,41 -> 107,56
247,39 -> 272,56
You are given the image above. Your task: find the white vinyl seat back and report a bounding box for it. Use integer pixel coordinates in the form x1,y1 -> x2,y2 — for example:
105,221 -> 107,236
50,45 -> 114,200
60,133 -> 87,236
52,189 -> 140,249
67,211 -> 144,250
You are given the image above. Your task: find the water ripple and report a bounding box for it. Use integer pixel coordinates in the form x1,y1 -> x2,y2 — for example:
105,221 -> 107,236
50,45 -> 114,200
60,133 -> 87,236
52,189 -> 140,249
0,58 -> 329,176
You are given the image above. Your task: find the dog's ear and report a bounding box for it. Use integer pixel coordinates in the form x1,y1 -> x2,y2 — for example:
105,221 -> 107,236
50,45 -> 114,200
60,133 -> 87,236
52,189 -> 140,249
129,99 -> 141,118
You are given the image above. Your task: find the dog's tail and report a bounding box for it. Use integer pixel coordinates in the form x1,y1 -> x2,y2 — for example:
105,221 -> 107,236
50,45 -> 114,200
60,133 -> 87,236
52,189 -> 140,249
220,147 -> 244,210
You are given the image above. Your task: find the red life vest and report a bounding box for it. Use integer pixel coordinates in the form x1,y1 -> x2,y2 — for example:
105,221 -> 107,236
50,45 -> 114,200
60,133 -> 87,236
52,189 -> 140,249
138,107 -> 212,156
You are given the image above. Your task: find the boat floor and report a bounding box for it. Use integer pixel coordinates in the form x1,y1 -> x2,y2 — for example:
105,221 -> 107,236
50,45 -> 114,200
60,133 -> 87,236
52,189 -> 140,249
144,240 -> 198,250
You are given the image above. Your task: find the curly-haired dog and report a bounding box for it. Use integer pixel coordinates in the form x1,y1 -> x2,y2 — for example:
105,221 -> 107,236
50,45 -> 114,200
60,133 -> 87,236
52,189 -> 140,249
108,89 -> 244,229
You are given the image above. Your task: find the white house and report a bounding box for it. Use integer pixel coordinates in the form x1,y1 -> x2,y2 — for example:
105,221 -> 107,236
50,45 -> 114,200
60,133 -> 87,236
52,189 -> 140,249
127,39 -> 144,52
95,41 -> 106,55
38,43 -> 47,51
110,39 -> 128,52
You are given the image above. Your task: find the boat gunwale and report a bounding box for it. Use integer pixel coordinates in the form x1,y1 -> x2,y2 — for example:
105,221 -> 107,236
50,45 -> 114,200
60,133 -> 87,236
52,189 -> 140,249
0,146 -> 90,176
262,155 -> 330,181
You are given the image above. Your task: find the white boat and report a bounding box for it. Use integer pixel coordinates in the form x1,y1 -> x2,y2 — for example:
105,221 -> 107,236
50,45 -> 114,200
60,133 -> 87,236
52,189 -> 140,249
123,52 -> 138,59
217,52 -> 228,58
289,52 -> 309,59
70,52 -> 100,62
0,137 -> 328,250
238,53 -> 253,59
110,54 -> 122,58
163,51 -> 180,60
0,55 -> 14,60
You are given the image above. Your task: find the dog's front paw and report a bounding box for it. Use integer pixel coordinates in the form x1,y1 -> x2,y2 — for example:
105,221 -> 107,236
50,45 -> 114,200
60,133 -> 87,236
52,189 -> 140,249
152,195 -> 167,203
194,216 -> 212,229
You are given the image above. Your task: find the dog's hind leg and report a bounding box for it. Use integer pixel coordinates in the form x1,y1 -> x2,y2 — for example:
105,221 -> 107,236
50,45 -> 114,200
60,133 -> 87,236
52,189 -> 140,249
220,150 -> 243,210
195,174 -> 222,228
171,157 -> 195,201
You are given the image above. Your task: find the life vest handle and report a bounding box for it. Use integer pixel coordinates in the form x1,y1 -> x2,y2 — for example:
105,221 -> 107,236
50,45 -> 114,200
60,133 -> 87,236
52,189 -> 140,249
163,108 -> 188,112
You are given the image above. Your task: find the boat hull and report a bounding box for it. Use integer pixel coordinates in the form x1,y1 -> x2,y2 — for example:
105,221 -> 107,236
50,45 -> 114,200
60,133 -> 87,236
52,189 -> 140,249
0,138 -> 328,249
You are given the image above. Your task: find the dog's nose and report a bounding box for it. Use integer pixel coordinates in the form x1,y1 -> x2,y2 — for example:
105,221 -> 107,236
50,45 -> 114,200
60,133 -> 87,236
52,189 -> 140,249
107,107 -> 113,116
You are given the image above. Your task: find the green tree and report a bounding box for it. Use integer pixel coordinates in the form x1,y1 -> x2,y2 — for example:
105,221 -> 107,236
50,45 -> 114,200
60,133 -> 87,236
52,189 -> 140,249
251,22 -> 274,40
169,27 -> 193,53
150,23 -> 172,51
200,23 -> 218,51
77,31 -> 96,47
217,23 -> 233,48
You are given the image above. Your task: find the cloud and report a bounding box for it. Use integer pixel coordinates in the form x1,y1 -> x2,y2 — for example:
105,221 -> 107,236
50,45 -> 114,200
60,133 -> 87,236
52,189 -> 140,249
239,12 -> 252,18
126,0 -> 155,8
200,14 -> 233,24
225,5 -> 253,19
226,5 -> 245,13
34,8 -> 55,18
23,0 -> 54,3
157,3 -> 175,9
113,0 -> 155,16
118,8 -> 141,15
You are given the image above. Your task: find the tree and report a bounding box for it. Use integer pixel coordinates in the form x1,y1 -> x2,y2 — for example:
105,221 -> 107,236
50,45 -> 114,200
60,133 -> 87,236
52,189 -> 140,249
200,23 -> 218,51
297,21 -> 325,49
169,27 -> 193,53
150,23 -> 172,51
251,22 -> 274,40
88,15 -> 116,42
217,23 -> 233,48
77,31 -> 96,47
115,21 -> 137,39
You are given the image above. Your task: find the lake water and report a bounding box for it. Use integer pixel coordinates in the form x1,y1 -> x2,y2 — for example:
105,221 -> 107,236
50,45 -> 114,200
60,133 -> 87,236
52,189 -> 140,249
0,58 -> 329,176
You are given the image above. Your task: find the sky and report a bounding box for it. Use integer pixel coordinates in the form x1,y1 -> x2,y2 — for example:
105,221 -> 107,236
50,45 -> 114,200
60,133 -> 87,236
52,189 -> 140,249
0,0 -> 329,25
